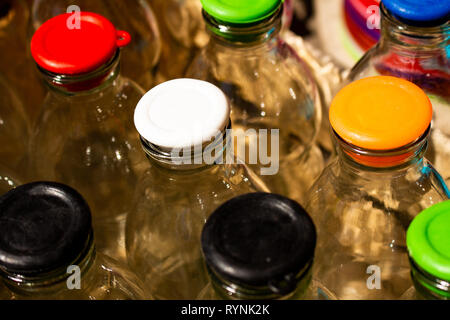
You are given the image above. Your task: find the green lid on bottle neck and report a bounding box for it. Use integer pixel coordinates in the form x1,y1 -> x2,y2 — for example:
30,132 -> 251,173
200,0 -> 283,24
407,200 -> 450,282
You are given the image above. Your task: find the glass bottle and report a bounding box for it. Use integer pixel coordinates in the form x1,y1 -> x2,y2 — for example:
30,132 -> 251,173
0,182 -> 145,300
29,12 -> 147,262
0,164 -> 21,195
151,0 -> 208,83
198,192 -> 336,300
347,0 -> 450,183
29,0 -> 161,90
126,78 -> 263,300
401,201 -> 450,300
305,76 -> 450,300
0,74 -> 30,172
186,0 -> 323,204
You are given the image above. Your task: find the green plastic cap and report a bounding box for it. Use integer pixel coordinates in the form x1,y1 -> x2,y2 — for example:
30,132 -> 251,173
200,0 -> 283,24
407,200 -> 450,282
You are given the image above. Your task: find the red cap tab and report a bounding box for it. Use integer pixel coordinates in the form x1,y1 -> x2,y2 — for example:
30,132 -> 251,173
31,12 -> 131,75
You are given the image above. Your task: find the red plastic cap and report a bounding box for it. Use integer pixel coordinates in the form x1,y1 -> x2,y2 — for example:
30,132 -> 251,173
31,12 -> 131,75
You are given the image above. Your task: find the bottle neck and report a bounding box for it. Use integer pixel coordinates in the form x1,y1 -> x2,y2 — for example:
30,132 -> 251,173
203,5 -> 282,48
335,126 -> 430,173
208,260 -> 313,300
38,50 -> 122,97
379,3 -> 449,57
410,259 -> 450,300
0,233 -> 95,296
140,122 -> 233,172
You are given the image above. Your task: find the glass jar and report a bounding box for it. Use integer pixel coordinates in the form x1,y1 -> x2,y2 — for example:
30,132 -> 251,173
0,74 -> 30,172
198,192 -> 336,300
347,0 -> 450,183
401,201 -> 450,300
126,79 -> 262,300
0,182 -> 145,300
29,12 -> 147,262
186,0 -> 323,204
29,0 -> 161,90
305,76 -> 450,300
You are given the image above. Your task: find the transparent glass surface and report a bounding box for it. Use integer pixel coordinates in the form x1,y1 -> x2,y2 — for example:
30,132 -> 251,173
0,0 -> 45,125
0,74 -> 30,172
126,160 -> 259,300
30,0 -> 161,90
0,164 -> 21,195
30,60 -> 146,262
306,142 -> 449,300
152,0 -> 208,83
186,9 -> 323,204
347,5 -> 450,184
0,248 -> 145,300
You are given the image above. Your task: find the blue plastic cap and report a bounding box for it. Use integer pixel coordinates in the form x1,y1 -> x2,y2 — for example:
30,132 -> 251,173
382,0 -> 450,26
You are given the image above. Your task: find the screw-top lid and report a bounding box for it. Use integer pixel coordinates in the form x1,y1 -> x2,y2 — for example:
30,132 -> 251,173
134,78 -> 230,150
201,193 -> 316,293
381,0 -> 450,26
0,182 -> 92,275
407,200 -> 450,282
330,76 -> 432,150
31,12 -> 131,75
200,0 -> 282,24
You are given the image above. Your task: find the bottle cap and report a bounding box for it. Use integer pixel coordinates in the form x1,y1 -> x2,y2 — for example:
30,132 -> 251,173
201,193 -> 316,293
330,76 -> 432,150
407,200 -> 450,282
200,0 -> 282,24
134,78 -> 230,150
31,12 -> 131,75
0,182 -> 92,275
381,0 -> 450,26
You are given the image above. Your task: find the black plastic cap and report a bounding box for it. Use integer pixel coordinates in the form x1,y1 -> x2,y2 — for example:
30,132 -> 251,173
201,192 -> 316,288
0,182 -> 92,275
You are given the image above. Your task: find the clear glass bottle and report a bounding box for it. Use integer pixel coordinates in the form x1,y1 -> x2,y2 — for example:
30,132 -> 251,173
126,79 -> 263,300
186,0 -> 323,204
347,0 -> 450,183
0,74 -> 30,172
198,192 -> 336,300
29,13 -> 147,262
0,182 -> 145,300
29,0 -> 161,90
0,164 -> 21,195
305,76 -> 450,300
401,201 -> 450,300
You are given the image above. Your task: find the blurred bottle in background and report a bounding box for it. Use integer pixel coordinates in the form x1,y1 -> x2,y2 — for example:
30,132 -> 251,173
29,12 -> 147,262
347,0 -> 450,184
30,0 -> 161,90
0,0 -> 45,125
313,0 -> 381,69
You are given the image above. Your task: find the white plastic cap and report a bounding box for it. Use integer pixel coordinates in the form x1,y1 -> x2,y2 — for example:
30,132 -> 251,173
134,78 -> 230,150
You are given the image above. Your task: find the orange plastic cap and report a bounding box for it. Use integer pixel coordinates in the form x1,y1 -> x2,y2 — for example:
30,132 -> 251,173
330,76 -> 432,150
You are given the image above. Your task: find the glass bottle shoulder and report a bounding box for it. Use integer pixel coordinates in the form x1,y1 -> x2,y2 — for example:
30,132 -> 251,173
0,252 -> 145,300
